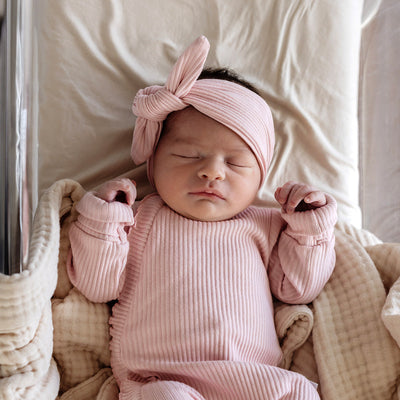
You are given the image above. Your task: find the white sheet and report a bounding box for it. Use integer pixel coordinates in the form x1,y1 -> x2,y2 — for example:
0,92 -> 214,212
36,0 -> 364,227
359,0 -> 400,242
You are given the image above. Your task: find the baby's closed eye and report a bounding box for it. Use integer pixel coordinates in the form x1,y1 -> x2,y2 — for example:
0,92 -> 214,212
226,157 -> 254,168
172,153 -> 200,159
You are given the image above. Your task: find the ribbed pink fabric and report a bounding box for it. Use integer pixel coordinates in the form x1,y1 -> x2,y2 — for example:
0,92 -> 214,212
67,192 -> 337,399
131,36 -> 274,186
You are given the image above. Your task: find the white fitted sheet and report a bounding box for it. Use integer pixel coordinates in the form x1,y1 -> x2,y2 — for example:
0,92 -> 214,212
359,0 -> 400,242
36,0 -> 365,227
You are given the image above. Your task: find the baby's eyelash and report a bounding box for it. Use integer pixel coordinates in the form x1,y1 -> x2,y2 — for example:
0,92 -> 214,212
227,161 -> 249,168
172,154 -> 199,159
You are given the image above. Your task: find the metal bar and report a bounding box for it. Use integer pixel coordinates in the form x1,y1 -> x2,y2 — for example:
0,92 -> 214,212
0,0 -> 35,275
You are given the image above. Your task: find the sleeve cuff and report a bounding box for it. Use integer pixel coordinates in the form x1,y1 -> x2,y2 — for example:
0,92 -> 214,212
281,194 -> 337,237
76,192 -> 135,224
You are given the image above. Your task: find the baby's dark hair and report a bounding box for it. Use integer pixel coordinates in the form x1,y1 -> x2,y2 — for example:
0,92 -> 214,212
198,67 -> 260,95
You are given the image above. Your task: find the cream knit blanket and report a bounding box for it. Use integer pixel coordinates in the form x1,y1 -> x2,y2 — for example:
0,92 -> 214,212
1,179 -> 400,399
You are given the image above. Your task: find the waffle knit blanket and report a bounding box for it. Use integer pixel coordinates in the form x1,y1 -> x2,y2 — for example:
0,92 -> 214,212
1,179 -> 400,399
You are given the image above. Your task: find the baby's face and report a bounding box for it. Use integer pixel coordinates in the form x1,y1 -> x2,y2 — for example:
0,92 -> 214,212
152,107 -> 261,221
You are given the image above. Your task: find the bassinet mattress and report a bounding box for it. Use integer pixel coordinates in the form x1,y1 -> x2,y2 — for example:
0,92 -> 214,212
36,0 -> 364,227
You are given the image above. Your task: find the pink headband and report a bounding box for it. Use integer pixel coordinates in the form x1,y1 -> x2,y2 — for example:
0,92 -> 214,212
131,36 -> 274,186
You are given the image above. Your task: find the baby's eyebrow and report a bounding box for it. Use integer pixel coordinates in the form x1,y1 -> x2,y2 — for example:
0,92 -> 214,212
170,137 -> 196,146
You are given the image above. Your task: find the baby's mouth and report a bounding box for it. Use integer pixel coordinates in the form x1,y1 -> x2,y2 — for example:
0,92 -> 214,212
189,189 -> 225,200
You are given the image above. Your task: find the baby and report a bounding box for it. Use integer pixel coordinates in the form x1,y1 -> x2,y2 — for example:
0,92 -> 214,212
68,36 -> 337,399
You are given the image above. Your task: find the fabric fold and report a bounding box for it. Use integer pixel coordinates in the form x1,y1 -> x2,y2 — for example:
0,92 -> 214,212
0,179 -> 84,399
131,36 -> 210,165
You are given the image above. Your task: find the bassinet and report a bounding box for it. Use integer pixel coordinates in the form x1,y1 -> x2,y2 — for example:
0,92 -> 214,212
1,1 -> 400,399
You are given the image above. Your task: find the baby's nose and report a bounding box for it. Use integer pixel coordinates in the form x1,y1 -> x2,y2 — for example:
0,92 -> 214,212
198,158 -> 225,181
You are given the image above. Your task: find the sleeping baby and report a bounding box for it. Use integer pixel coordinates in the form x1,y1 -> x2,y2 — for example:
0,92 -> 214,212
67,36 -> 337,399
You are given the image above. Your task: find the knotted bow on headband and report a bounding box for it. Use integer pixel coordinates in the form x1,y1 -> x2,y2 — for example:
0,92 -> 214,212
131,36 -> 274,186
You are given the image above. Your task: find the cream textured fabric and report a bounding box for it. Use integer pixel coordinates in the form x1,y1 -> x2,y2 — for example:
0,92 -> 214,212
311,230 -> 400,399
0,180 -> 85,399
274,303 -> 314,370
2,180 -> 400,399
366,243 -> 400,348
52,289 -> 111,392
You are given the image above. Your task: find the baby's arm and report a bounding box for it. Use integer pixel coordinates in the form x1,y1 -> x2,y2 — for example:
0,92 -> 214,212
67,178 -> 136,303
268,181 -> 337,304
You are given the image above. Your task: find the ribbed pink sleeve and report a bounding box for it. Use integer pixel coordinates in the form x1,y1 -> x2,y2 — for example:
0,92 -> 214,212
268,194 -> 337,304
67,192 -> 135,303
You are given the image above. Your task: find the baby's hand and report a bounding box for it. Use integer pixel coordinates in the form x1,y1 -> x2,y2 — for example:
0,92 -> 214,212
274,181 -> 327,215
94,178 -> 137,206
